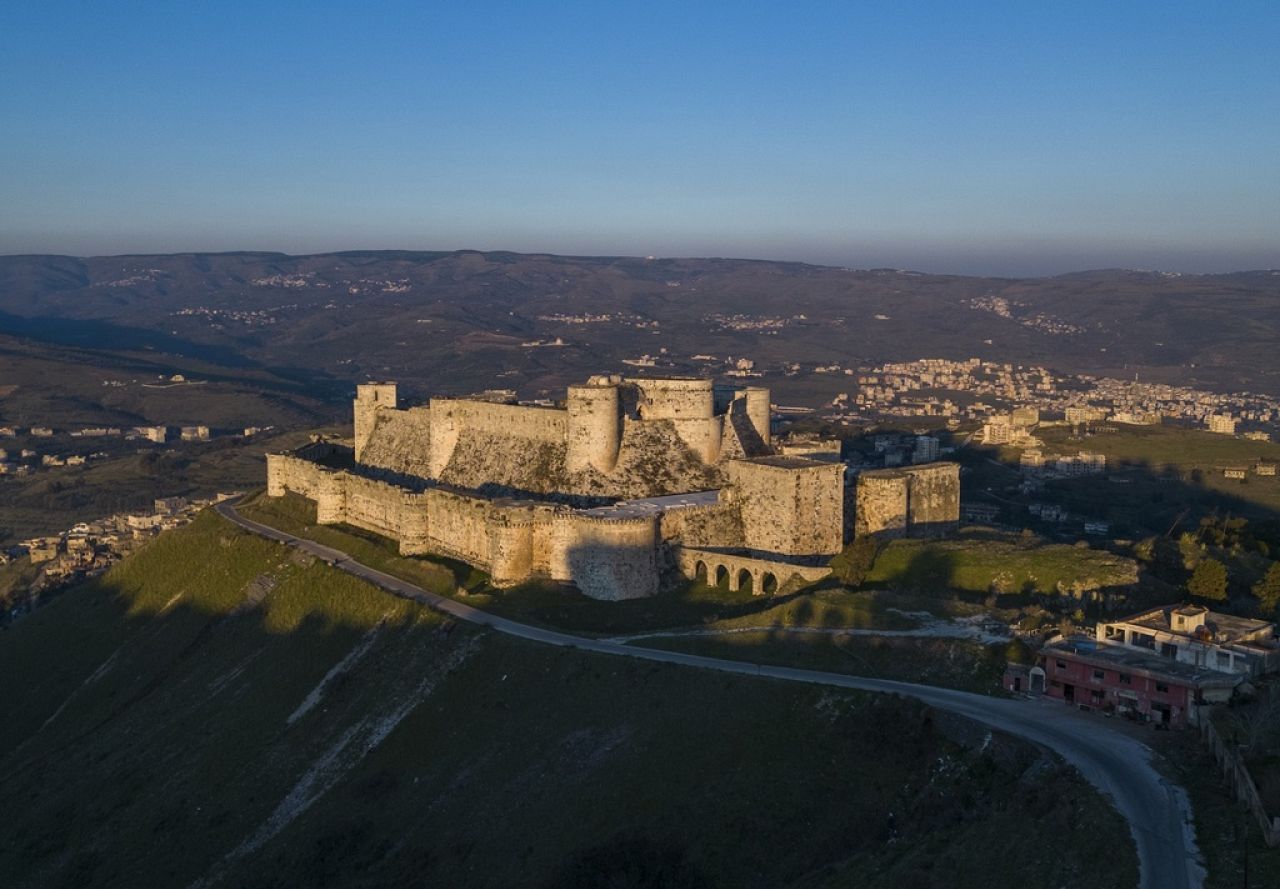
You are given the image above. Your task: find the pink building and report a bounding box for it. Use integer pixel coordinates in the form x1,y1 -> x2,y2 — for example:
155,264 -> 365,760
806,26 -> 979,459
1006,637 -> 1241,728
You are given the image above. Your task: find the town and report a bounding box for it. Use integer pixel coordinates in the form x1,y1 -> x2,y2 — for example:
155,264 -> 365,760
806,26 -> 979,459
593,352 -> 1280,437
0,493 -> 240,622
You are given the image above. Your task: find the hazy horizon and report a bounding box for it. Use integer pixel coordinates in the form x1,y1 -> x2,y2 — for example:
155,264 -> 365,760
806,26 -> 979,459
3,240 -> 1278,280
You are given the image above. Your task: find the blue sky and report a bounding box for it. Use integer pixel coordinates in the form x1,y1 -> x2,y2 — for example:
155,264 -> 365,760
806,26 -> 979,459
1,1 -> 1277,274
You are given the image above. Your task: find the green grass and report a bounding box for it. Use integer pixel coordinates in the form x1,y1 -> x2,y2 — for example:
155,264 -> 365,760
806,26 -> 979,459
238,489 -> 462,596
635,630 -> 1031,696
704,586 -> 920,632
1024,425 -> 1280,523
0,557 -> 40,613
861,531 -> 1138,596
0,505 -> 1136,889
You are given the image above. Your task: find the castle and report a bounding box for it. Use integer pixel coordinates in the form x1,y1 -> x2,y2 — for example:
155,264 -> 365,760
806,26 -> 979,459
267,376 -> 848,600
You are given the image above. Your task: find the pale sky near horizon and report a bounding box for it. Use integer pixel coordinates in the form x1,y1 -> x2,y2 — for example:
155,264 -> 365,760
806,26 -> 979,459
1,1 -> 1277,276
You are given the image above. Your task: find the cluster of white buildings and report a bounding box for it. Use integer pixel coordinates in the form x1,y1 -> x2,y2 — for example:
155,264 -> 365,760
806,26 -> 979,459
812,357 -> 1278,437
2,495 -> 238,621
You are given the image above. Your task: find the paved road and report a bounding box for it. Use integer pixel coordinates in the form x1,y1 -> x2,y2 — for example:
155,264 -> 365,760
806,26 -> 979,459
216,500 -> 1203,889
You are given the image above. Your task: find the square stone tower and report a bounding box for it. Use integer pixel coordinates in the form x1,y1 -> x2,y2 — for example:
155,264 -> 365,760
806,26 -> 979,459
725,456 -> 844,557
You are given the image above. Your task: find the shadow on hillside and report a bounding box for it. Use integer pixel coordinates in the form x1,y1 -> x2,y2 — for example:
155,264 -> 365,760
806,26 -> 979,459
0,552 -> 1139,889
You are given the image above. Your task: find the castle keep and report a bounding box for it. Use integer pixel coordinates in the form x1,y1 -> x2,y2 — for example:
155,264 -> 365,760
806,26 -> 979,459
267,376 -> 841,600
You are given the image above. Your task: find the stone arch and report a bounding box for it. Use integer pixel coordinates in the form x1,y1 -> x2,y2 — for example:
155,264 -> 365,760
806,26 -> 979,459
695,560 -> 708,583
1029,666 -> 1046,694
761,572 -> 778,595
737,568 -> 754,595
715,565 -> 730,589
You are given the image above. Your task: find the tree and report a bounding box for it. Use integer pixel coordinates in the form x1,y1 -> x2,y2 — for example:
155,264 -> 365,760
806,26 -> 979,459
1232,685 -> 1280,750
1178,532 -> 1202,570
1253,562 -> 1280,615
830,536 -> 880,588
1187,558 -> 1228,602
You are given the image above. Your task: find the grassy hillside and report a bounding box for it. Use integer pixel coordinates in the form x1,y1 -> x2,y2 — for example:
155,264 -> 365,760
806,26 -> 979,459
861,533 -> 1139,596
0,510 -> 1136,888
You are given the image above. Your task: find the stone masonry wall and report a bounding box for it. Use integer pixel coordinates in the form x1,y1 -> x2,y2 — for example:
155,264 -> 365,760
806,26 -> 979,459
854,463 -> 960,538
267,453 -> 329,501
427,400 -> 568,477
359,407 -> 433,477
551,513 -> 659,600
725,458 -> 844,556
854,472 -> 910,538
422,487 -> 492,565
658,501 -> 743,549
901,463 -> 960,536
267,455 -> 430,554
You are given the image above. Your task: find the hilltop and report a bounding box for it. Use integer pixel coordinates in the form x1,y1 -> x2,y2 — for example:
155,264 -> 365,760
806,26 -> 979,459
0,510 -> 1136,888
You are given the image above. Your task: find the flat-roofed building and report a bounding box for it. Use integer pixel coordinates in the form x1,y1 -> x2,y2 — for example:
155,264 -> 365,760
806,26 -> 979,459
1096,604 -> 1278,677
1025,635 -> 1243,727
1207,414 -> 1237,435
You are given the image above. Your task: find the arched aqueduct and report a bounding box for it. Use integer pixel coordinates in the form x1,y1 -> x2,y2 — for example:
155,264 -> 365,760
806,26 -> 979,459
674,546 -> 830,596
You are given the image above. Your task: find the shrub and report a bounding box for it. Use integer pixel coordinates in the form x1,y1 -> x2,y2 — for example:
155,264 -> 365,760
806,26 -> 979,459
1187,558 -> 1228,602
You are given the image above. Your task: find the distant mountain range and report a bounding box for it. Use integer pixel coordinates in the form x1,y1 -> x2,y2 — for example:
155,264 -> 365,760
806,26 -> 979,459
2,251 -> 1278,410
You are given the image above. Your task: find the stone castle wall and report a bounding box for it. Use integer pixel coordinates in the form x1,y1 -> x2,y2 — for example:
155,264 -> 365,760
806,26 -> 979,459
632,377 -> 714,421
269,452 -> 662,598
631,376 -> 722,463
853,472 -> 910,537
351,376 -> 771,500
901,462 -> 960,536
267,454 -> 431,554
359,407 -> 432,477
353,382 -> 398,458
550,512 -> 659,600
658,501 -> 743,550
427,399 -> 568,478
854,463 -> 960,538
421,487 -> 491,565
566,384 -> 622,474
725,458 -> 844,556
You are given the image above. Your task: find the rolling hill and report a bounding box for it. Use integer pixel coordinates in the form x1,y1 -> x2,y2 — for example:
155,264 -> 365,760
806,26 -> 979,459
1,252 -> 1278,411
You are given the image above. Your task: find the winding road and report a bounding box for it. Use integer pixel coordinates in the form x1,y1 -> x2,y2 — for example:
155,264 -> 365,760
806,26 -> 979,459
216,500 -> 1203,889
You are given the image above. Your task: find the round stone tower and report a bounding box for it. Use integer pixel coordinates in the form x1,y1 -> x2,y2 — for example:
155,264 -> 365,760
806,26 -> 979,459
566,383 -> 622,474
744,386 -> 771,448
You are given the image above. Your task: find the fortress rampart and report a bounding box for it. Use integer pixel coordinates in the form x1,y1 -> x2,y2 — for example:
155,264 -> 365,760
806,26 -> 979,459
426,399 -> 568,478
355,375 -> 771,497
550,512 -> 659,600
267,453 -> 432,555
